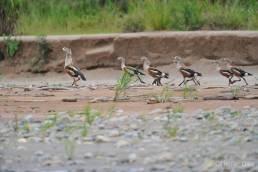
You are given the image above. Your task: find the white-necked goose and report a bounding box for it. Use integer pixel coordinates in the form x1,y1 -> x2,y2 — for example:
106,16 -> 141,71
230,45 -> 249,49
141,56 -> 169,86
212,60 -> 234,86
62,47 -> 86,86
223,58 -> 252,85
117,56 -> 145,83
174,56 -> 202,86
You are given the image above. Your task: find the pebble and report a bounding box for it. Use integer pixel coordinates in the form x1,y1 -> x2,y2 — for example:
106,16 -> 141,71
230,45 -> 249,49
108,129 -> 120,137
17,138 -> 27,143
128,153 -> 137,163
34,150 -> 44,157
177,137 -> 188,142
2,106 -> 258,171
17,146 -> 26,151
83,152 -> 93,159
116,140 -> 129,148
95,135 -> 111,143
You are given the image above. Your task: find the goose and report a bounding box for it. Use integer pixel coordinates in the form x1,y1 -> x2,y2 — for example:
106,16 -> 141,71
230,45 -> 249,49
174,56 -> 202,86
212,60 -> 234,86
117,56 -> 145,83
62,47 -> 86,86
223,58 -> 252,85
141,56 -> 169,86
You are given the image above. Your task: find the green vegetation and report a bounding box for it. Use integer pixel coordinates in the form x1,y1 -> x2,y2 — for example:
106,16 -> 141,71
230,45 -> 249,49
172,104 -> 184,114
114,70 -> 134,101
154,84 -> 173,103
164,105 -> 184,138
40,113 -> 57,134
3,36 -> 21,60
30,36 -> 52,73
1,0 -> 258,35
64,139 -> 76,160
230,85 -> 241,98
80,105 -> 101,137
183,85 -> 199,100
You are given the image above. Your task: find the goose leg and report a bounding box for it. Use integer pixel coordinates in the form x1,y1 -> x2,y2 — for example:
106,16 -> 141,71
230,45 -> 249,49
74,78 -> 80,86
228,76 -> 233,85
242,77 -> 248,85
152,79 -> 157,85
137,74 -> 145,84
179,78 -> 186,86
158,78 -> 162,86
194,77 -> 200,85
72,78 -> 76,86
192,78 -> 198,85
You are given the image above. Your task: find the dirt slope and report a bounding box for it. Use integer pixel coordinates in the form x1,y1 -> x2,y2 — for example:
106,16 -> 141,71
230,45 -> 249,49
0,31 -> 258,74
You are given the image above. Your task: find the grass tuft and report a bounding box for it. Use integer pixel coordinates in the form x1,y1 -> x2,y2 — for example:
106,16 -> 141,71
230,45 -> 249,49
3,35 -> 21,60
230,86 -> 241,98
154,84 -> 173,103
183,85 -> 198,100
114,70 -> 134,101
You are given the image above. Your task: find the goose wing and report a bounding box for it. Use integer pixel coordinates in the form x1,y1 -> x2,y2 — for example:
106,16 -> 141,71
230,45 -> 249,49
231,67 -> 246,76
126,66 -> 145,76
148,67 -> 168,78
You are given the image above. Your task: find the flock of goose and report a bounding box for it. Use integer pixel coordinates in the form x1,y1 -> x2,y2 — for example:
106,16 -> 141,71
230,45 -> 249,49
62,47 -> 253,87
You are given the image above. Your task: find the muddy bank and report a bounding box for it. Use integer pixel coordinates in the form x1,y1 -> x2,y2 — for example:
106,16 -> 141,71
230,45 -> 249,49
0,31 -> 258,73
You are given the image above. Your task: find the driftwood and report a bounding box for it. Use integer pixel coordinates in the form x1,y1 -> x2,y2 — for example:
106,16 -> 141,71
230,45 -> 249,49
203,95 -> 239,100
62,98 -> 77,102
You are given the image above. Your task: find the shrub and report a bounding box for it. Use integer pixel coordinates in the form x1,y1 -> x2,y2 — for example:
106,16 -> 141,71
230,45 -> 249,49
3,36 -> 21,60
30,36 -> 52,73
122,15 -> 145,32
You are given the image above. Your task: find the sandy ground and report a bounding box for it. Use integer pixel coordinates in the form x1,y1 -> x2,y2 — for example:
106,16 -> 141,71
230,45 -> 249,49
0,62 -> 258,120
1,64 -> 258,172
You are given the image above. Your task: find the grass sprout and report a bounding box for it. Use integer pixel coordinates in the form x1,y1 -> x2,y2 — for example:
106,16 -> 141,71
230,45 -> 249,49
114,70 -> 134,101
154,84 -> 172,103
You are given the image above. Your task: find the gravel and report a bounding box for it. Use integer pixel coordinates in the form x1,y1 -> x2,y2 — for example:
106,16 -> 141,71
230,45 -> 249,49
1,106 -> 258,172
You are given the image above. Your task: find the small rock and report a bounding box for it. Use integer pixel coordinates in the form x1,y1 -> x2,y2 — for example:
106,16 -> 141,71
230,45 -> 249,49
95,135 -> 110,143
24,87 -> 32,92
149,108 -> 163,115
201,159 -> 215,171
34,150 -> 44,157
116,140 -> 129,148
17,146 -> 26,150
17,138 -> 27,143
177,137 -> 188,142
244,137 -> 252,142
130,124 -> 138,130
108,129 -> 120,137
24,115 -> 33,122
157,152 -> 173,162
128,153 -> 137,163
83,152 -> 93,159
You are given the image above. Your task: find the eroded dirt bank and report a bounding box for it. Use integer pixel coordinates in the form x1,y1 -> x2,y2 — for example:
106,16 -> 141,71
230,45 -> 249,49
0,31 -> 258,74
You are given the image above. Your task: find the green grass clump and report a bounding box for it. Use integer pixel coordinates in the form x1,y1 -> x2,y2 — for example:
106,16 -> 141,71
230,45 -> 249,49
164,105 -> 184,138
114,70 -> 134,101
80,105 -> 101,137
64,138 -> 76,160
3,36 -> 21,60
183,85 -> 198,100
40,113 -> 57,134
154,84 -> 173,103
231,86 -> 241,98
